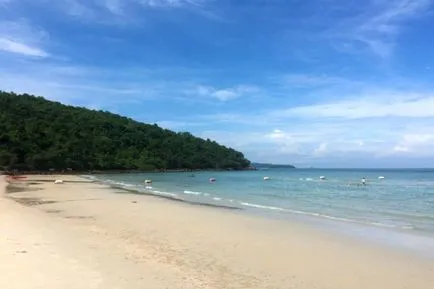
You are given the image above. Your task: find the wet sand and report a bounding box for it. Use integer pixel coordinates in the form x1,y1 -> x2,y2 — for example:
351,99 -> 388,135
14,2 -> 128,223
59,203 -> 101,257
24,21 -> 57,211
1,175 -> 433,289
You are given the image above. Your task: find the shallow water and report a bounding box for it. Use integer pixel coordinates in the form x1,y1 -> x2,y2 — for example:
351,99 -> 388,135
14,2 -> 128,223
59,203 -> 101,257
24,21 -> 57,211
84,168 -> 434,254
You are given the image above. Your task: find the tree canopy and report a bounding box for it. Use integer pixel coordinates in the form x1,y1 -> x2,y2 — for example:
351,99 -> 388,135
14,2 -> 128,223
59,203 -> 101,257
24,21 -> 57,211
0,91 -> 251,171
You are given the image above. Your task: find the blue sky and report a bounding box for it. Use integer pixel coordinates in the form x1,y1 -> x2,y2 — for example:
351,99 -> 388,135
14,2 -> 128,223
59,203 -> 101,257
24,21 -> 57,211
1,0 -> 434,168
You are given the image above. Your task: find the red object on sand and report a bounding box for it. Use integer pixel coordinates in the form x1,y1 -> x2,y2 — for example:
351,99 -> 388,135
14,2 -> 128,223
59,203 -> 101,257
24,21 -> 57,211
8,176 -> 27,179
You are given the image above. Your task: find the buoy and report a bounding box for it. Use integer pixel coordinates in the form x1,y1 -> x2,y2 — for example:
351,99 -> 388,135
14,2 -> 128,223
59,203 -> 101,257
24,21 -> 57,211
263,176 -> 270,180
144,180 -> 152,184
54,180 -> 63,184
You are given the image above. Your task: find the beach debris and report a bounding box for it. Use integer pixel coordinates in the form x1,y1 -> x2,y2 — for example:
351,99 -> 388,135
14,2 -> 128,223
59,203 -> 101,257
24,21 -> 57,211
263,176 -> 271,180
144,179 -> 152,184
131,201 -> 137,203
319,176 -> 326,180
9,175 -> 27,180
54,180 -> 64,184
16,250 -> 27,254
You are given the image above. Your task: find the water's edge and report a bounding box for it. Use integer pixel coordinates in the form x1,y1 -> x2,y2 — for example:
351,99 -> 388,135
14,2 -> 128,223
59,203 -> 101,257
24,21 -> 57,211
81,171 -> 434,258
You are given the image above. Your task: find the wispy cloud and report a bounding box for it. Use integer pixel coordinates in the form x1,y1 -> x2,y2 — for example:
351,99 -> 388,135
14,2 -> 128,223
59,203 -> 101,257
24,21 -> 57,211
277,93 -> 434,119
332,0 -> 432,58
192,85 -> 259,101
0,38 -> 48,57
0,0 -> 13,6
392,133 -> 434,155
138,0 -> 208,8
0,61 -> 154,105
0,20 -> 49,57
279,73 -> 361,88
156,120 -> 208,131
101,0 -> 124,14
0,59 -> 253,108
64,0 -> 95,18
199,117 -> 434,166
188,80 -> 434,164
37,0 -> 214,21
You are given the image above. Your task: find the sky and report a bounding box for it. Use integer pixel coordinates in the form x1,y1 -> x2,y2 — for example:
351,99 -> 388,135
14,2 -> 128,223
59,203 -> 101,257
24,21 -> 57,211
1,0 -> 434,168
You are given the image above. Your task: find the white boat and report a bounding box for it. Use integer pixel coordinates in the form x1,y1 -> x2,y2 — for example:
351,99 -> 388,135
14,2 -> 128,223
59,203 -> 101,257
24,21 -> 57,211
378,176 -> 385,179
319,176 -> 326,180
263,176 -> 271,180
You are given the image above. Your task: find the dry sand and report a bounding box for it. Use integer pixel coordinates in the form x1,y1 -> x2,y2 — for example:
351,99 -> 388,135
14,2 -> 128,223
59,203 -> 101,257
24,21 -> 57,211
1,174 -> 433,289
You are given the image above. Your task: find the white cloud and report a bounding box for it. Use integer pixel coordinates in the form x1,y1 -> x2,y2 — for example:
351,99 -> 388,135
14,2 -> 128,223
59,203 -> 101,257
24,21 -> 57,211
155,120 -> 208,131
101,0 -> 124,14
166,72 -> 434,164
194,107 -> 434,165
0,38 -> 48,57
138,0 -> 206,8
393,145 -> 410,152
34,0 -> 212,20
0,62 -> 157,106
65,0 -> 95,18
332,0 -> 432,58
194,85 -> 258,101
0,20 -> 49,57
0,61 -> 236,109
278,93 -> 434,119
0,0 -> 13,5
391,133 -> 434,154
313,142 -> 328,155
403,133 -> 434,144
267,129 -> 285,139
280,74 -> 360,88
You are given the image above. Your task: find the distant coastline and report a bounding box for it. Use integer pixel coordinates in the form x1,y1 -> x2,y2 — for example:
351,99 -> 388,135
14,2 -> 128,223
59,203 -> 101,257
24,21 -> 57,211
252,163 -> 296,169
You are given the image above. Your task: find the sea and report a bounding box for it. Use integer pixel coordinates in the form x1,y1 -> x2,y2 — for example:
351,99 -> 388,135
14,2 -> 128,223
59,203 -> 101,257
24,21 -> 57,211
84,168 -> 434,256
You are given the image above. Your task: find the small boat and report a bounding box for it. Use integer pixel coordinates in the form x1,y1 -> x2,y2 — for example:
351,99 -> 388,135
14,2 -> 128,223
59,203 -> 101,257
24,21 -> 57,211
209,178 -> 216,183
144,180 -> 152,184
263,176 -> 271,180
319,176 -> 326,180
378,176 -> 385,179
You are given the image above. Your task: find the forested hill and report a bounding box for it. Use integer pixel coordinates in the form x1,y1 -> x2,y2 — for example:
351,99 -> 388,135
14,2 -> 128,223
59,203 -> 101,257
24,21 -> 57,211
0,91 -> 251,171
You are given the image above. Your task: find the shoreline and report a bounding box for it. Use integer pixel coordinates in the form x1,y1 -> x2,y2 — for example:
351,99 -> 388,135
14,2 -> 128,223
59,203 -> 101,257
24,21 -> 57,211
87,174 -> 434,258
2,174 -> 434,289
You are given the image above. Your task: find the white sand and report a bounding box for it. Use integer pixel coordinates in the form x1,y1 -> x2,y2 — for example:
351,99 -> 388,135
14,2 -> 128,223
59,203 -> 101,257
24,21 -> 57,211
1,175 -> 433,289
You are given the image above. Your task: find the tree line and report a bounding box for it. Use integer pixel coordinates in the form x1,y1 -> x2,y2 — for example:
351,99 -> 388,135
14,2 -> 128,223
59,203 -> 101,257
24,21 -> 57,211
0,91 -> 251,171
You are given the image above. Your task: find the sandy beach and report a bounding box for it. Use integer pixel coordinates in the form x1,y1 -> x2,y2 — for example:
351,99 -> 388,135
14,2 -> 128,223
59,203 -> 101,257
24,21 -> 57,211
1,174 -> 433,289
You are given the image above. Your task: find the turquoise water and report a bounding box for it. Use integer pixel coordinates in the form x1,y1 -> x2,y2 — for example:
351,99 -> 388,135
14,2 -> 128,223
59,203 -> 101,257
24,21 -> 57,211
85,168 -> 434,253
